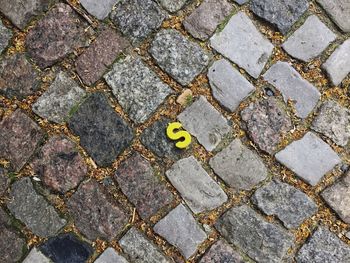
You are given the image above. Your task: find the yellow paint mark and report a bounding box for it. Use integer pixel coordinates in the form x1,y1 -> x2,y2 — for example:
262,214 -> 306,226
166,122 -> 191,149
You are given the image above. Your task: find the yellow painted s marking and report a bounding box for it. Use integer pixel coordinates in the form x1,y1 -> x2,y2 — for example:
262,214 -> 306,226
166,122 -> 191,149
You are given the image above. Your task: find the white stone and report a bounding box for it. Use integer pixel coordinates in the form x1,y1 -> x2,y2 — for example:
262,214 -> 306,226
23,248 -> 51,263
94,247 -> 128,263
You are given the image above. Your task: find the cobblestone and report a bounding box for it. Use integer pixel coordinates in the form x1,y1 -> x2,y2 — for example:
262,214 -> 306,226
95,248 -> 128,263
80,0 -> 117,20
23,248 -> 51,263
316,0 -> 350,32
158,0 -> 188,12
199,239 -> 244,263
0,168 -> 9,196
0,21 -> 12,54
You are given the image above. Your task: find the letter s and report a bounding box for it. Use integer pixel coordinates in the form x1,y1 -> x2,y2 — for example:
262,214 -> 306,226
166,122 -> 191,149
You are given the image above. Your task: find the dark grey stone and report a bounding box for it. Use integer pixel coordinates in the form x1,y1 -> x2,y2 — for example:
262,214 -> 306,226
0,167 -> 9,196
0,21 -> 12,53
199,239 -> 244,263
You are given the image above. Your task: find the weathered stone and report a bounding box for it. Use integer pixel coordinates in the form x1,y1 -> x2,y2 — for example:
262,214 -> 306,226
40,233 -> 93,263
0,21 -> 12,53
23,248 -> 51,263
80,0 -> 117,20
183,0 -> 233,41
199,239 -> 244,263
150,29 -> 210,86
7,177 -> 66,237
210,12 -> 274,78
32,72 -> 86,124
178,96 -> 231,151
208,59 -> 255,112
296,227 -> 350,263
322,172 -> 350,224
209,139 -> 268,190
68,179 -> 128,241
316,0 -> 350,32
252,179 -> 318,228
282,15 -> 336,62
241,97 -> 292,154
104,56 -> 172,123
234,0 -> 248,4
76,27 -> 128,86
251,0 -> 309,35
110,0 -> 165,45
165,156 -> 227,213
0,0 -> 50,29
26,3 -> 88,68
0,168 -> 9,196
119,227 -> 171,263
263,61 -> 321,118
0,228 -> 25,263
154,204 -> 207,259
32,136 -> 87,193
115,153 -> 173,219
0,110 -> 43,171
176,89 -> 193,106
158,0 -> 188,12
215,205 -> 295,263
0,54 -> 41,99
312,100 -> 350,146
68,92 -> 134,167
95,247 -> 129,263
276,132 -> 341,186
322,39 -> 350,86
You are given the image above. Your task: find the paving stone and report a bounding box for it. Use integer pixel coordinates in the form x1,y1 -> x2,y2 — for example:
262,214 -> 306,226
322,38 -> 350,86
0,0 -> 50,29
183,0 -> 233,41
23,248 -> 51,263
241,97 -> 292,154
0,167 -> 9,196
32,72 -> 86,124
252,179 -> 318,228
104,56 -> 172,124
296,227 -> 350,263
95,247 -> 128,263
263,61 -> 321,118
275,132 -> 341,186
0,53 -> 41,99
178,96 -> 231,151
140,117 -> 181,159
158,0 -> 188,12
40,233 -> 93,263
165,156 -> 227,214
208,59 -> 255,112
0,21 -> 12,53
110,0 -> 165,45
312,100 -> 350,146
68,92 -> 134,167
234,0 -> 248,4
215,205 -> 295,263
80,0 -> 117,20
199,239 -> 244,263
68,179 -> 128,241
76,27 -> 128,86
119,227 -> 171,263
154,204 -> 207,259
115,153 -> 173,219
209,139 -> 268,190
322,172 -> 350,224
31,136 -> 87,194
7,177 -> 66,237
251,0 -> 309,35
210,12 -> 274,79
316,0 -> 350,32
26,3 -> 88,68
0,109 -> 43,171
0,228 -> 25,263
282,15 -> 336,62
149,29 -> 210,86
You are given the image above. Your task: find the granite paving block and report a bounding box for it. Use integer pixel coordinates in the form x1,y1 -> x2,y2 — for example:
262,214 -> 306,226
104,56 -> 172,124
316,0 -> 350,32
210,11 -> 274,78
150,29 -> 210,86
154,204 -> 207,259
80,0 -> 117,20
0,168 -> 9,196
208,59 -> 255,112
209,139 -> 268,190
95,248 -> 129,263
0,20 -> 12,53
7,177 -> 66,237
165,156 -> 227,213
158,0 -> 188,12
32,71 -> 86,124
23,248 -> 51,263
115,153 -> 173,219
68,92 -> 134,167
178,96 -> 231,151
275,132 -> 341,186
199,239 -> 244,263
183,0 -> 233,41
282,15 -> 336,62
68,179 -> 128,241
263,61 -> 321,118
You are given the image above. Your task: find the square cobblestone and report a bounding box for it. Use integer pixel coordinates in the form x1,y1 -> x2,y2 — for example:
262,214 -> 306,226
80,0 -> 117,20
0,20 -> 12,54
199,239 -> 244,263
316,0 -> 350,32
95,247 -> 128,263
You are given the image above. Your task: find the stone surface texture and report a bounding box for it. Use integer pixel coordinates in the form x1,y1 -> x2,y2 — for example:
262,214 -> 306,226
316,0 -> 350,32
0,168 -> 9,196
80,0 -> 117,20
0,21 -> 12,53
159,0 -> 188,12
95,248 -> 129,263
23,248 -> 51,263
199,239 -> 244,263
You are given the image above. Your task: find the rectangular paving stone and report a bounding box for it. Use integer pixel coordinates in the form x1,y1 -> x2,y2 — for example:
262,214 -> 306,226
165,156 -> 227,214
199,239 -> 244,263
178,96 -> 231,151
158,0 -> 188,12
154,204 -> 207,259
316,0 -> 350,32
275,132 -> 341,186
80,0 -> 117,20
215,205 -> 295,263
94,247 -> 128,263
104,56 -> 172,124
0,20 -> 12,54
210,11 -> 274,79
23,248 -> 52,263
263,61 -> 321,118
